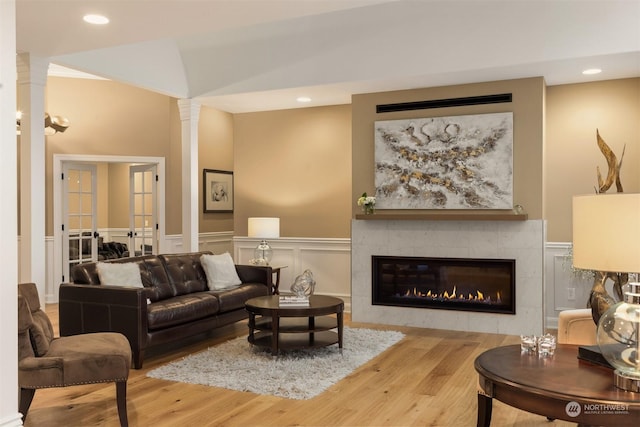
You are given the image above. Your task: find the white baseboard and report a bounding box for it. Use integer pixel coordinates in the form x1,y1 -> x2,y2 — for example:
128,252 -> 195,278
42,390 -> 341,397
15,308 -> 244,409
0,413 -> 23,427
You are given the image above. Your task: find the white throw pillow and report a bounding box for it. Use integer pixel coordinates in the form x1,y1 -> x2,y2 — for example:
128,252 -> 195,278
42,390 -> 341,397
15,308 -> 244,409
96,262 -> 144,288
201,252 -> 242,290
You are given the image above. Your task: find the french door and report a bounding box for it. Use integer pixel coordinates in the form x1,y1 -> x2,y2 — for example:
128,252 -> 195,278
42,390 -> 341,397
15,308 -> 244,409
54,155 -> 165,290
62,163 -> 97,282
129,164 -> 157,255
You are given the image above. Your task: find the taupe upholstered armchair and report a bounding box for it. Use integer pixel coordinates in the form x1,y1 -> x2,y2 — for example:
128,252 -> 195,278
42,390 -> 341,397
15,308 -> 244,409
17,283 -> 131,426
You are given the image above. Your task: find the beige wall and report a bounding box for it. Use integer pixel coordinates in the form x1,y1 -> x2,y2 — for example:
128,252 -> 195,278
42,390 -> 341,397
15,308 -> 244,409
107,162 -> 130,228
233,105 -> 352,238
44,77 -> 172,234
545,78 -> 640,241
199,106 -> 234,233
39,75 -> 639,243
43,77 -> 235,236
352,78 -> 546,219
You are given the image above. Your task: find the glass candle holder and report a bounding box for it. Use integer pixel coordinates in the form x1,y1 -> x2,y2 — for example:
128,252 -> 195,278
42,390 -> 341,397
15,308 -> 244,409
538,333 -> 556,358
520,334 -> 537,354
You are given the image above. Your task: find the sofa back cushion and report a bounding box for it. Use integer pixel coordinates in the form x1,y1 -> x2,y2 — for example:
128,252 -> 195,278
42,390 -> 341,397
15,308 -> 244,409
71,255 -> 175,302
159,252 -> 211,296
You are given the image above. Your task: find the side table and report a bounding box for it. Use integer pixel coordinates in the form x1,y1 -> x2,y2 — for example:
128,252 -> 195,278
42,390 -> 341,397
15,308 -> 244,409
475,344 -> 640,426
269,265 -> 286,294
240,264 -> 287,294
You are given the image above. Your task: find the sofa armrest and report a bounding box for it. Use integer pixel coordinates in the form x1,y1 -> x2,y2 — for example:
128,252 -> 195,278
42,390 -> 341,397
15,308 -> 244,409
59,283 -> 148,367
235,265 -> 274,294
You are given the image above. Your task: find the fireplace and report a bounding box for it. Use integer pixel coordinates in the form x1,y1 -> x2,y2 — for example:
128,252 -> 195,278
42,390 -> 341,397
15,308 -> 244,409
372,256 -> 516,314
352,219 -> 544,335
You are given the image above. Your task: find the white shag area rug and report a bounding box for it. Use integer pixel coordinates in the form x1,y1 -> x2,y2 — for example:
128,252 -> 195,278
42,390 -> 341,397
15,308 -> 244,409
147,327 -> 404,400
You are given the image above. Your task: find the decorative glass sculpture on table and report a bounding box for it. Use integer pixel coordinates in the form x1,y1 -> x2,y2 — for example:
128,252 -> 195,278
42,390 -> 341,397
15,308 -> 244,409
290,269 -> 316,298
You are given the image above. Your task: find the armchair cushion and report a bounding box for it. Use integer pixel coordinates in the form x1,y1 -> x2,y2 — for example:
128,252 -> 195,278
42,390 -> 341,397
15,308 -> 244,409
557,308 -> 597,345
18,295 -> 37,359
18,283 -> 54,356
28,319 -> 51,357
19,333 -> 131,388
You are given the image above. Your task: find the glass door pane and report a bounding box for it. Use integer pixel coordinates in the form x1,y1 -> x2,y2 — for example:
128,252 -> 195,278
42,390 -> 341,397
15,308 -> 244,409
63,163 -> 97,281
129,164 -> 157,256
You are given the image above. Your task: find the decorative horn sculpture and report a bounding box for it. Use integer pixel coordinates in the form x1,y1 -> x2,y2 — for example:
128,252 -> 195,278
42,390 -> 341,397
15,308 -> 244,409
588,129 -> 627,324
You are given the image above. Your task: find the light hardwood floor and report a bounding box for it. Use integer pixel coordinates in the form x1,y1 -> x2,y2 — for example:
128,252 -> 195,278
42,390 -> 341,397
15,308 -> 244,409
24,304 -> 572,427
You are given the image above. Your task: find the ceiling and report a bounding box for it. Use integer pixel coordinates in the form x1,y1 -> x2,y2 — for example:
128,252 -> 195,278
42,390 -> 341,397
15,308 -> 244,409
16,0 -> 640,113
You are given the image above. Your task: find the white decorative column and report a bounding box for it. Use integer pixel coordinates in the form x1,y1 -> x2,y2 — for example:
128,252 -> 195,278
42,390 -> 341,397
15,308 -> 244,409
177,99 -> 201,252
1,1 -> 23,425
17,53 -> 49,306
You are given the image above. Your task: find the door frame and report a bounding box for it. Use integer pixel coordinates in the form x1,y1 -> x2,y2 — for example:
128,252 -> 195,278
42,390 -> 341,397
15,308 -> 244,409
53,154 -> 166,292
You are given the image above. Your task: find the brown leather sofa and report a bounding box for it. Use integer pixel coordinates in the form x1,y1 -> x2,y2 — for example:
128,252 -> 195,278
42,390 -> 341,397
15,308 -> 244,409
59,251 -> 273,369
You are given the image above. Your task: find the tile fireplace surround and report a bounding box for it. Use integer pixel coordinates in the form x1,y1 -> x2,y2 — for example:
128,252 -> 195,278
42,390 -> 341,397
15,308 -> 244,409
351,218 -> 545,335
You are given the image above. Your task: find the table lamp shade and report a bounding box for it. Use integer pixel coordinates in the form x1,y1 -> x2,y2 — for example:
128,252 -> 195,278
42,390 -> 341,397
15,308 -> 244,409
248,217 -> 280,239
572,193 -> 640,392
572,194 -> 640,273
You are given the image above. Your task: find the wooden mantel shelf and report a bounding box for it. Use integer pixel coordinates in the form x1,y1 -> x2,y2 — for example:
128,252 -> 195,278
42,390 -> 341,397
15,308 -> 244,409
354,213 -> 528,221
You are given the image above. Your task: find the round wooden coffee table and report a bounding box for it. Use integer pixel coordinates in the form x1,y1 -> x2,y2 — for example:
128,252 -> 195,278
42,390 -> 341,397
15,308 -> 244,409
245,295 -> 344,355
475,344 -> 640,426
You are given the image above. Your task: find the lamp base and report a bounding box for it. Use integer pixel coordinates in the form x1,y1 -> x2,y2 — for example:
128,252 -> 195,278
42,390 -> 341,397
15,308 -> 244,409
577,345 -> 613,369
254,240 -> 273,265
614,371 -> 640,393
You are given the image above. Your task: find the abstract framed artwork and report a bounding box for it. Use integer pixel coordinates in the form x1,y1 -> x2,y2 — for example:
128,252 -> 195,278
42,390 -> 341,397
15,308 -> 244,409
203,169 -> 233,213
374,112 -> 513,209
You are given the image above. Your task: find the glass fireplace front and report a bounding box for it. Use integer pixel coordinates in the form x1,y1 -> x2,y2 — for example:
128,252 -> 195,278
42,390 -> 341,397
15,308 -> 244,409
372,255 -> 516,314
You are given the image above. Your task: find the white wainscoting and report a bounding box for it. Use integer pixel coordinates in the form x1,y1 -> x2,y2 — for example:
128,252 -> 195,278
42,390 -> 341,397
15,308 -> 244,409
171,231 -> 235,255
233,237 -> 352,311
41,232 -> 351,309
544,242 -> 594,329
39,233 -> 585,328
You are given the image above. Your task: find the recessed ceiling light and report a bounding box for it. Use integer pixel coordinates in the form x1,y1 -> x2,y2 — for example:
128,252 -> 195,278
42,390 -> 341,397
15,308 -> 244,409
296,96 -> 312,103
83,14 -> 109,25
582,68 -> 602,75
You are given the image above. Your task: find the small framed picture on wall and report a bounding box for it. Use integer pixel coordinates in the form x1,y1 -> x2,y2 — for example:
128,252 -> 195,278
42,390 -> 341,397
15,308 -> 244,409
203,169 -> 233,213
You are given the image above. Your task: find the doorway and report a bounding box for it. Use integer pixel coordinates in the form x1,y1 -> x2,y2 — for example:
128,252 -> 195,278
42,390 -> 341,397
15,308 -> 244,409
53,154 -> 165,295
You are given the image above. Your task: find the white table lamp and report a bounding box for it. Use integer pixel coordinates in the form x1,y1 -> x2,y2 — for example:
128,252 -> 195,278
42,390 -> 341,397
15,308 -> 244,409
573,193 -> 640,392
248,217 -> 280,265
